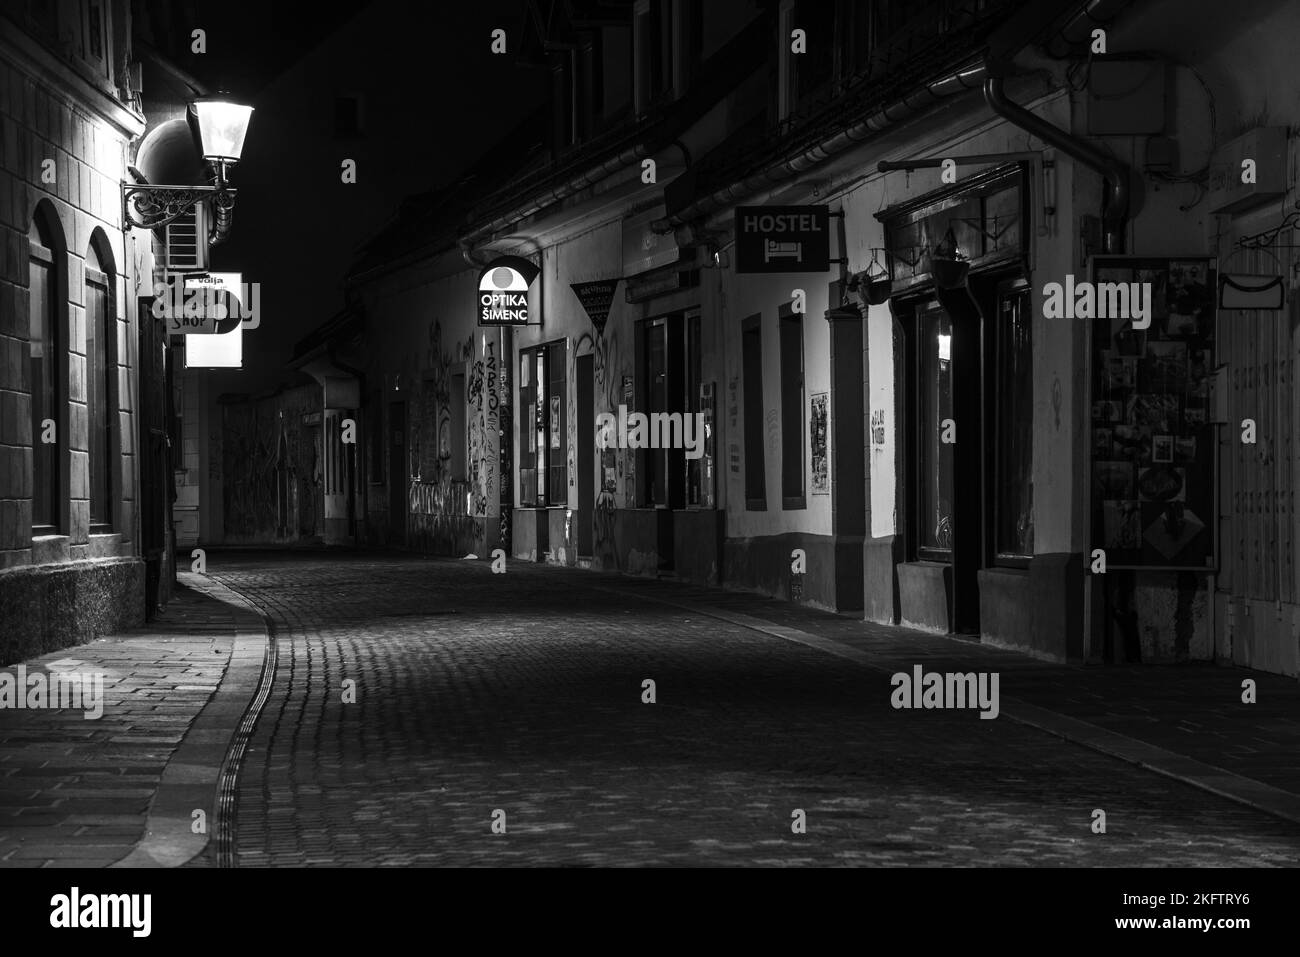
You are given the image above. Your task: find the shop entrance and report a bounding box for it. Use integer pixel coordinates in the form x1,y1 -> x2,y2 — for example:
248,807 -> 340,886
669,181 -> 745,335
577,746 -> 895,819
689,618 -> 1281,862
902,293 -> 983,635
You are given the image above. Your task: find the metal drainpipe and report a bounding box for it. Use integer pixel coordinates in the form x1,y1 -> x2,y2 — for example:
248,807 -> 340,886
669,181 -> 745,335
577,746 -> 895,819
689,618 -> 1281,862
983,76 -> 1129,253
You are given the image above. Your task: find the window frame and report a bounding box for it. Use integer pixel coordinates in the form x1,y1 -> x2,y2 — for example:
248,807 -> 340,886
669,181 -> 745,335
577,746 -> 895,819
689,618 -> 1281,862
914,299 -> 955,562
741,313 -> 766,510
992,277 -> 1033,566
28,216 -> 62,537
84,258 -> 114,532
779,303 -> 806,510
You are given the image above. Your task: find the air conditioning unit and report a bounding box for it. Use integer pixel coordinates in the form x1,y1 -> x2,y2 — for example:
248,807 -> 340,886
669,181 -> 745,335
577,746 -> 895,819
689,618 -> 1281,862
1207,126 -> 1287,216
163,204 -> 208,272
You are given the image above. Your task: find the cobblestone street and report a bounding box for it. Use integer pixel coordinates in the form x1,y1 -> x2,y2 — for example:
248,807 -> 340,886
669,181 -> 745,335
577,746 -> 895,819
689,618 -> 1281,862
194,552 -> 1300,867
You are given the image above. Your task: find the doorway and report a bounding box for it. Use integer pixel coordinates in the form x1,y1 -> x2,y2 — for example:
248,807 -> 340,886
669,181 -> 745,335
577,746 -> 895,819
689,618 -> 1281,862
902,289 -> 985,635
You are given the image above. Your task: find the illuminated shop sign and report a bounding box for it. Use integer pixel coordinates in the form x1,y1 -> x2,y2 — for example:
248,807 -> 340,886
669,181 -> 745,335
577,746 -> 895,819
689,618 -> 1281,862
477,256 -> 539,326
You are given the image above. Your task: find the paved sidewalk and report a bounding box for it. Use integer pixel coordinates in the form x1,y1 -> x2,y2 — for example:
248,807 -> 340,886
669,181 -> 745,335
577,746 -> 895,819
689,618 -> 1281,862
547,566 -> 1300,812
0,579 -> 242,868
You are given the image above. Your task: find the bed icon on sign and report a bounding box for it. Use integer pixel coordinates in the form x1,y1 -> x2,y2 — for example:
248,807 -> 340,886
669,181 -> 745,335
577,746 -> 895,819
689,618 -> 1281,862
765,240 -> 803,264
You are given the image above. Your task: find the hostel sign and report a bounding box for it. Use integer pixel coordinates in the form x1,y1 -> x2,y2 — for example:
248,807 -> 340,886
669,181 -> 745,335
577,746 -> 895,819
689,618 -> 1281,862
735,205 -> 830,273
478,256 -> 539,326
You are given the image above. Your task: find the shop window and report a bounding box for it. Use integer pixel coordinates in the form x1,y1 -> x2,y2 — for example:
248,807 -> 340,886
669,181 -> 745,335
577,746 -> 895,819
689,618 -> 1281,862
518,342 -> 566,506
85,241 -> 115,531
882,164 -> 1026,290
779,307 -> 805,508
993,281 -> 1033,562
638,311 -> 699,508
742,314 -> 766,508
28,208 -> 62,535
918,301 -> 954,556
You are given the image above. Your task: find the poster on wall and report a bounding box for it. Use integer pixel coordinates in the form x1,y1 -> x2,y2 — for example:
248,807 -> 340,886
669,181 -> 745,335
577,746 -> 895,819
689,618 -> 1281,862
1089,256 -> 1216,570
549,396 -> 561,449
810,392 -> 829,494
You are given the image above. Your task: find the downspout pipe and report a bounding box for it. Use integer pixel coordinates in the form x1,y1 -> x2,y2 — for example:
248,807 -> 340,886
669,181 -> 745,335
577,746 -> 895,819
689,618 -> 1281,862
982,75 -> 1129,253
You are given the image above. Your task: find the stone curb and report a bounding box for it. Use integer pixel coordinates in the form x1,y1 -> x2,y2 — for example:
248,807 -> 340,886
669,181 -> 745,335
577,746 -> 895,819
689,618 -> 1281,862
110,572 -> 271,868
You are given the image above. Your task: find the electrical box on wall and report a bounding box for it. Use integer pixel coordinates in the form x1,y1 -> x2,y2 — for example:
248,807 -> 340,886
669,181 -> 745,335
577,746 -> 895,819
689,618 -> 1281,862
1086,56 -> 1167,135
1207,126 -> 1287,215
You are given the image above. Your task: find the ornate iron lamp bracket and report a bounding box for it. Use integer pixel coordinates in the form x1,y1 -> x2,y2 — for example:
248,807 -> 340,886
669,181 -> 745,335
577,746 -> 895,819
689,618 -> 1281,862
121,184 -> 237,245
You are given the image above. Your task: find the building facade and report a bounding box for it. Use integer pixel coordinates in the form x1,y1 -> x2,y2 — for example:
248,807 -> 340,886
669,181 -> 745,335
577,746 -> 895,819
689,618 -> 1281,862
0,0 -> 153,663
313,0 -> 1300,678
0,0 -> 240,663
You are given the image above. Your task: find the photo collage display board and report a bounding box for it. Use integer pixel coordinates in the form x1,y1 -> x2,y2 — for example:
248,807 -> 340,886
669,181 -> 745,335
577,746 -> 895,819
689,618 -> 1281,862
1090,257 -> 1216,569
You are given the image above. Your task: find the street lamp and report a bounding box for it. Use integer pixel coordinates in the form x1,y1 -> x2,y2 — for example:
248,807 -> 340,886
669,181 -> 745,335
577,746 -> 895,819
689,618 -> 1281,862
122,94 -> 253,245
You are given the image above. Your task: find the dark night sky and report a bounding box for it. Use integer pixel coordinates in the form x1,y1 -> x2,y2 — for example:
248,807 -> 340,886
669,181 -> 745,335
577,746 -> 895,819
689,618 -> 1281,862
163,1 -> 548,397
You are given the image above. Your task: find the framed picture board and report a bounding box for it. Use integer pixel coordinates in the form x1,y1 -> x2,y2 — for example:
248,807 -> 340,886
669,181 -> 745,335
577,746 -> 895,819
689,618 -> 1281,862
1088,256 -> 1216,570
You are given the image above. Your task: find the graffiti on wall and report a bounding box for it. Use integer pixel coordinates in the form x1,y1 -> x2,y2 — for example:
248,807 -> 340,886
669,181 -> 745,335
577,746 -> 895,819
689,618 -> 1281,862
466,339 -> 499,518
222,385 -> 319,542
810,392 -> 828,494
407,318 -> 487,554
577,324 -> 631,563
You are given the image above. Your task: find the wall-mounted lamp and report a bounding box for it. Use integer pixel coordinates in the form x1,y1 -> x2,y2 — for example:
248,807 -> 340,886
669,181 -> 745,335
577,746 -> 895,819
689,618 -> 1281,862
122,94 -> 254,246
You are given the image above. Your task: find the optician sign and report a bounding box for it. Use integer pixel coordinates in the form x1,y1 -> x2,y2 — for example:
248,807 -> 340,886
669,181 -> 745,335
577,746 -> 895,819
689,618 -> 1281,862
734,205 -> 830,273
477,256 -> 540,326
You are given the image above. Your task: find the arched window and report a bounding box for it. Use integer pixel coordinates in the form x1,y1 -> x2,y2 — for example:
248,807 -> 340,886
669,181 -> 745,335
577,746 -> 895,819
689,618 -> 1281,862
28,206 -> 63,534
86,235 -> 116,530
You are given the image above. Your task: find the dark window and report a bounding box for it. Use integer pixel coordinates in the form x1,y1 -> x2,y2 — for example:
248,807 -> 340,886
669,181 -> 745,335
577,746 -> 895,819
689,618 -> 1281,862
793,0 -> 835,105
742,314 -> 765,508
85,253 -> 112,530
599,25 -> 633,121
24,0 -> 58,43
635,0 -> 671,110
994,281 -> 1033,561
779,307 -> 805,508
29,215 -> 59,533
87,1 -> 104,59
334,94 -> 363,138
918,301 -> 954,556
